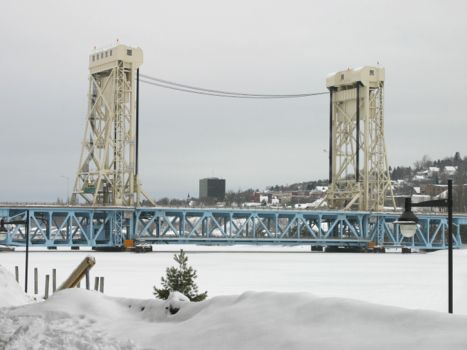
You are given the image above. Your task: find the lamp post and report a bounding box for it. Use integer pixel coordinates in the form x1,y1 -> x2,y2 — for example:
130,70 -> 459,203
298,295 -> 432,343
0,209 -> 30,293
394,179 -> 453,313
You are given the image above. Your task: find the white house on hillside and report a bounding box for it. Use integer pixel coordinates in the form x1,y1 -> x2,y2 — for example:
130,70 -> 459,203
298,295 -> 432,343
444,166 -> 457,176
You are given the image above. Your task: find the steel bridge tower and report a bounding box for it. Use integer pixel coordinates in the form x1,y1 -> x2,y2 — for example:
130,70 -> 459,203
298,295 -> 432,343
72,44 -> 153,206
325,66 -> 395,211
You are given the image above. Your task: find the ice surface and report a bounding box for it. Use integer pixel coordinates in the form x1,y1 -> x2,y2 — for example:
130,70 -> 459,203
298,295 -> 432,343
3,247 -> 467,348
2,247 -> 467,313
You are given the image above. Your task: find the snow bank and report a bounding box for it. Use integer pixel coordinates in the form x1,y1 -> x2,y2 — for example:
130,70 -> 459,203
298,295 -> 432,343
0,265 -> 32,308
1,288 -> 467,349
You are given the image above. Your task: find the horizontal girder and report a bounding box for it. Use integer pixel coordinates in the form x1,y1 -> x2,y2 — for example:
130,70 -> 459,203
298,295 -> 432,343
0,206 -> 465,250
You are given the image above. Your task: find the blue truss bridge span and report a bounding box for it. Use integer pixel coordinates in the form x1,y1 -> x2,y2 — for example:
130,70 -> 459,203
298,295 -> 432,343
1,206 -> 466,250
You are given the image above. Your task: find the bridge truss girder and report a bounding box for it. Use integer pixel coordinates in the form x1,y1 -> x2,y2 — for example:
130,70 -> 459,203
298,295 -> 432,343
0,207 -> 465,250
0,207 -> 124,247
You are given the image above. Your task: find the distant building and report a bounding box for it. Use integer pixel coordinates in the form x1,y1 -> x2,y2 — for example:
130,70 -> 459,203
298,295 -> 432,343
199,178 -> 226,201
428,167 -> 440,177
315,186 -> 328,192
444,166 -> 457,176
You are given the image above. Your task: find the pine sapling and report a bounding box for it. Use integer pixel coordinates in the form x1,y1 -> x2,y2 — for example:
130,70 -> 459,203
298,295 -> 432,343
153,249 -> 208,302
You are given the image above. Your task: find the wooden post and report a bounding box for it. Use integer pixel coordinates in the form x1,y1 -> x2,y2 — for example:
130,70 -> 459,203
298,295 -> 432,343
15,266 -> 19,283
34,267 -> 38,295
44,274 -> 50,299
56,256 -> 96,291
99,277 -> 104,293
94,276 -> 99,291
52,268 -> 57,292
85,271 -> 90,290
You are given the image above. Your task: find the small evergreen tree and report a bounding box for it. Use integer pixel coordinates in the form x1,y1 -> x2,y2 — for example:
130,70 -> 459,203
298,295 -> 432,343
153,249 -> 208,302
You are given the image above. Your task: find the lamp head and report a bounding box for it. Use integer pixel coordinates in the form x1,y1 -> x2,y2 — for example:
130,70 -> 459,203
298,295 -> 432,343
394,207 -> 419,238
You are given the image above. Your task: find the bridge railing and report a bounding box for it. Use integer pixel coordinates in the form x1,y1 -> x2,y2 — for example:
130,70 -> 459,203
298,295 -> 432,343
0,206 -> 464,249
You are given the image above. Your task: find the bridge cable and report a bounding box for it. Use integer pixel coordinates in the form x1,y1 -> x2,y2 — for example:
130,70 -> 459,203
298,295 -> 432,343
140,74 -> 328,99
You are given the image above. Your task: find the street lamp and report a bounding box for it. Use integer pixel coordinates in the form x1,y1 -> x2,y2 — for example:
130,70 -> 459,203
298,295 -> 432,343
393,198 -> 419,238
394,179 -> 453,313
0,209 -> 30,293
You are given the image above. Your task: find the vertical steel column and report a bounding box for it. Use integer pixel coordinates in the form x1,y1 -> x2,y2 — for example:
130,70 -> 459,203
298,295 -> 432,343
181,212 -> 186,237
136,68 -> 140,177
356,83 -> 360,182
328,88 -> 333,184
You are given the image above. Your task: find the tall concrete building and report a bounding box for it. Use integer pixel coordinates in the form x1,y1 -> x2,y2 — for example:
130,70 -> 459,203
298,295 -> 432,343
199,178 -> 226,201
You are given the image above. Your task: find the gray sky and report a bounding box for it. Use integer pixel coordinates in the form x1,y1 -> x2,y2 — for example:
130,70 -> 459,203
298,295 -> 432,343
1,0 -> 466,202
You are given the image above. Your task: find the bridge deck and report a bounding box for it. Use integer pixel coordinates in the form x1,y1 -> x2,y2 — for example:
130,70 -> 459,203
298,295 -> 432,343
0,206 -> 465,250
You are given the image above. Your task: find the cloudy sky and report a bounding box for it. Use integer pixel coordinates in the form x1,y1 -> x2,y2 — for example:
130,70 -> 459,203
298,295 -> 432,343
1,0 -> 466,202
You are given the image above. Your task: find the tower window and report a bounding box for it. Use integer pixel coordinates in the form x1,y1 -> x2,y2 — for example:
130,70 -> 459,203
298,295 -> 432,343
127,49 -> 132,56
340,74 -> 344,80
110,50 -> 112,56
370,69 -> 375,76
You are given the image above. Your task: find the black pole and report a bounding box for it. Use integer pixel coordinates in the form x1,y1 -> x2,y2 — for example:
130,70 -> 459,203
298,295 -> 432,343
398,183 -> 454,314
25,209 -> 29,293
136,68 -> 140,177
328,88 -> 333,184
448,179 -> 453,314
355,83 -> 360,182
404,197 -> 412,212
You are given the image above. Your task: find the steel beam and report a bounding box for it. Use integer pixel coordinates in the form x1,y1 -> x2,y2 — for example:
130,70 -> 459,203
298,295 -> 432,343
0,206 -> 465,249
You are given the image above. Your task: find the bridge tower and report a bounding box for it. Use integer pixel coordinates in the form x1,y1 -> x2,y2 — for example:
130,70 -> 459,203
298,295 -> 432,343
325,66 -> 395,211
72,44 -> 153,206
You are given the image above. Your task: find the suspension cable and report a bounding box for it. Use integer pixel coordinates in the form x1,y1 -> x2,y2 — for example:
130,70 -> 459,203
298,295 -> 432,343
140,74 -> 328,99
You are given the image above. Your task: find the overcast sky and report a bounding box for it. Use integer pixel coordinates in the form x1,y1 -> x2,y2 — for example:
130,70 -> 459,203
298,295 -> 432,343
1,0 -> 466,202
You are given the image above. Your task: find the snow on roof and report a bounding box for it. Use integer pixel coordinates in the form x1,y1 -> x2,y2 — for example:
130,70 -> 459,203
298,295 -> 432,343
434,190 -> 448,200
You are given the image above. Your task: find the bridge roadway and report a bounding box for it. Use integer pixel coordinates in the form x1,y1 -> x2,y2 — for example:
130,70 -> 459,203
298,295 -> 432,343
1,205 -> 466,250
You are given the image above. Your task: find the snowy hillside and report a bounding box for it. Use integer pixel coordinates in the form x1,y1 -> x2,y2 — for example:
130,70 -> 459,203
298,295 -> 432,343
2,284 -> 467,349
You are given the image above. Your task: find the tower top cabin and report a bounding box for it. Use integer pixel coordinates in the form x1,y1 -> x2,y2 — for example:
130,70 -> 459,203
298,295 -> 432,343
88,44 -> 143,74
326,66 -> 384,89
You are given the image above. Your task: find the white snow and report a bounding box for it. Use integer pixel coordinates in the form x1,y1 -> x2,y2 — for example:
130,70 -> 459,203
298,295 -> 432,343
2,247 -> 467,348
0,266 -> 32,307
4,247 -> 467,313
2,287 -> 467,349
163,291 -> 190,315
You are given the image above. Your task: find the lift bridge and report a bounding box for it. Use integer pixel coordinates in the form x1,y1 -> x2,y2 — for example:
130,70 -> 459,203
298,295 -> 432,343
0,206 -> 466,250
2,44 -> 467,250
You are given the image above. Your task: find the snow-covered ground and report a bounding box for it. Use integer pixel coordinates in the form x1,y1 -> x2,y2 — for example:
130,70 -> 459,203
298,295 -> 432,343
2,287 -> 467,350
2,246 -> 467,313
2,246 -> 467,349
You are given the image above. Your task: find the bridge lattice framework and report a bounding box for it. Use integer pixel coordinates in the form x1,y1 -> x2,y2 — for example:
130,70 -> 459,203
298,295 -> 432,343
1,206 -> 466,250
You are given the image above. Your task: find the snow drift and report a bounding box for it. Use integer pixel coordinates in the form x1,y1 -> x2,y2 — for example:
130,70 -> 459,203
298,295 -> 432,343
0,265 -> 32,308
1,287 -> 467,350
